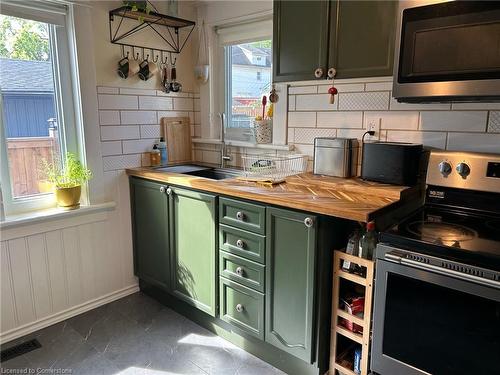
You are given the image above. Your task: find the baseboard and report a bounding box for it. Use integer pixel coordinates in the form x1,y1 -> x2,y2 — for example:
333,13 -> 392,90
0,284 -> 139,345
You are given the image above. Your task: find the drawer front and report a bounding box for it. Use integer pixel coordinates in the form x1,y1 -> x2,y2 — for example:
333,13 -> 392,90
219,277 -> 264,340
219,224 -> 265,264
219,197 -> 265,235
219,251 -> 265,293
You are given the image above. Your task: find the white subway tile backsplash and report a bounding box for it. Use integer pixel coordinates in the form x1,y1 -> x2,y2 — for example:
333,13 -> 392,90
318,83 -> 364,93
364,82 -> 392,91
451,102 -> 500,110
139,96 -> 173,110
97,86 -> 119,94
120,88 -> 156,96
120,110 -> 157,124
338,92 -> 389,111
101,125 -> 139,141
103,154 -> 141,171
98,94 -> 138,110
288,95 -> 296,111
365,111 -> 419,130
294,128 -> 337,144
293,143 -> 314,157
122,139 -> 155,154
389,98 -> 450,111
386,130 -> 447,149
156,91 -> 190,98
158,111 -> 190,120
420,111 -> 487,132
101,141 -> 122,156
447,133 -> 500,153
173,97 -> 194,111
99,111 -> 120,125
288,112 -> 316,128
194,111 -> 201,125
296,94 -> 337,111
316,112 -> 363,128
289,86 -> 317,94
337,128 -> 369,139
488,111 -> 500,133
140,125 -> 161,139
202,150 -> 221,164
194,98 -> 200,111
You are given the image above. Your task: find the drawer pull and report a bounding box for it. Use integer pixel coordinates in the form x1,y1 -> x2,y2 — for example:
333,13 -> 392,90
304,217 -> 314,228
236,211 -> 245,221
236,239 -> 245,248
235,266 -> 244,276
236,303 -> 244,313
159,186 -> 166,193
166,187 -> 172,195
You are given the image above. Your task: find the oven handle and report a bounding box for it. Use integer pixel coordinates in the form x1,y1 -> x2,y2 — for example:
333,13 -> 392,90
385,252 -> 500,289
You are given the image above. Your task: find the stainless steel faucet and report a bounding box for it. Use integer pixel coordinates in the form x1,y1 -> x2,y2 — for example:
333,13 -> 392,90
219,113 -> 231,168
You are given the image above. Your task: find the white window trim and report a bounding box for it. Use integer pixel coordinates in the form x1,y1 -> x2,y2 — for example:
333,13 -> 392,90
0,1 -> 85,216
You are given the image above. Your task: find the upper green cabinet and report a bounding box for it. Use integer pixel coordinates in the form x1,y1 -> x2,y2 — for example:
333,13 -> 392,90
273,0 -> 329,82
130,178 -> 170,290
170,187 -> 217,317
273,0 -> 397,82
265,207 -> 317,363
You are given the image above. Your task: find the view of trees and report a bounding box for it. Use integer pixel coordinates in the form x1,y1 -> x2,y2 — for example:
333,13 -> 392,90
0,15 -> 50,61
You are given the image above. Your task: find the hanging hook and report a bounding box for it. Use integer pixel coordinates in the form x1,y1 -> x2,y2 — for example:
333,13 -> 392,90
170,52 -> 176,66
153,53 -> 159,63
120,44 -> 125,58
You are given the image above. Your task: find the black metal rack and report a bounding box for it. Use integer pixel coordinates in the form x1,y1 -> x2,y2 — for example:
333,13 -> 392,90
109,5 -> 196,55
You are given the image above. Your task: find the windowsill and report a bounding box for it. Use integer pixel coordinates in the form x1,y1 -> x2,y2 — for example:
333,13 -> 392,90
0,202 -> 116,230
192,138 -> 293,151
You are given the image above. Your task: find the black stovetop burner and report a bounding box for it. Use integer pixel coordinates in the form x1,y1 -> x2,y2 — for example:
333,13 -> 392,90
381,205 -> 500,271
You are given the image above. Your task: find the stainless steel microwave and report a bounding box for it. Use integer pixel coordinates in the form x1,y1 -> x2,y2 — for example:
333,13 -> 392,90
393,1 -> 500,103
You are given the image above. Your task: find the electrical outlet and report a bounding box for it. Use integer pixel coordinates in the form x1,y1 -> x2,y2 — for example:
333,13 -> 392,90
365,117 -> 381,141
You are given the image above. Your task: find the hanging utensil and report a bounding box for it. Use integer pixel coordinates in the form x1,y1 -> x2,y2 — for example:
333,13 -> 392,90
169,54 -> 182,92
269,84 -> 279,103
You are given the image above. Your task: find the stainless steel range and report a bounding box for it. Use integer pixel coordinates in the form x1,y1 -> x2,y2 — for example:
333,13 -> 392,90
371,150 -> 500,375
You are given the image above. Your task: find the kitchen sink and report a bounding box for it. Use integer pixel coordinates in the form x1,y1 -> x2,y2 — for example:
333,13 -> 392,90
154,164 -> 241,180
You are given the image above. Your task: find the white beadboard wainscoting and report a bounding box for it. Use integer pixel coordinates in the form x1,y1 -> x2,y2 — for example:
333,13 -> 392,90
0,205 -> 138,344
193,77 -> 500,168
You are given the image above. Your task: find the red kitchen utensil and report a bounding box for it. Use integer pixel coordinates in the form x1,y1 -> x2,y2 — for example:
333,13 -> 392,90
262,95 -> 267,119
328,86 -> 338,104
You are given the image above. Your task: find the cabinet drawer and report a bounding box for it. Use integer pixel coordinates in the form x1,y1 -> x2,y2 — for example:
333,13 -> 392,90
219,197 -> 265,235
219,224 -> 265,264
219,251 -> 265,293
219,277 -> 264,340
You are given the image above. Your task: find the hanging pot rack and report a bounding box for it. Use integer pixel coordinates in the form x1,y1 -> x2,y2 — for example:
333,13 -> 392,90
109,4 -> 196,55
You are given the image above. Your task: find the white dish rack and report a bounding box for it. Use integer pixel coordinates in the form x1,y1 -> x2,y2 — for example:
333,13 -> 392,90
241,153 -> 308,183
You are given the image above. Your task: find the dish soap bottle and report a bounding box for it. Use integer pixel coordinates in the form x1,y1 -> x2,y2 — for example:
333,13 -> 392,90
150,144 -> 161,166
359,221 -> 377,260
158,137 -> 168,165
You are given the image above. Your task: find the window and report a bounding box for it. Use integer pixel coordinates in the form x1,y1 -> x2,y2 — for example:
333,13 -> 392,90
224,40 -> 272,136
0,1 -> 79,215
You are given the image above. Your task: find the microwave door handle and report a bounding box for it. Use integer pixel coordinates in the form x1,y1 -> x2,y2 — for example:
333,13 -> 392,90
385,252 -> 500,289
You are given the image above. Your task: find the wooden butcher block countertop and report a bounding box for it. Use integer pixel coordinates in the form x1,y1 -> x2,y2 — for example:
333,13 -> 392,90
126,168 -> 418,222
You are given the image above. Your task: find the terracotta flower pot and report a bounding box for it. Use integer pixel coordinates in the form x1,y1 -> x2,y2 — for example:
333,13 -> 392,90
54,185 -> 81,210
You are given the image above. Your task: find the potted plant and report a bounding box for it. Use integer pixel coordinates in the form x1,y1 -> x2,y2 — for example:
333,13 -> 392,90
41,153 -> 92,210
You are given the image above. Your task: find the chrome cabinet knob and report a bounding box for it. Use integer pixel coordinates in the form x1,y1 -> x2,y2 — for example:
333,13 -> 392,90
159,186 -> 166,193
439,161 -> 452,176
304,217 -> 314,228
166,187 -> 172,195
456,163 -> 471,178
235,267 -> 244,276
314,67 -> 324,78
327,67 -> 337,79
236,211 -> 245,221
236,303 -> 244,312
236,239 -> 245,248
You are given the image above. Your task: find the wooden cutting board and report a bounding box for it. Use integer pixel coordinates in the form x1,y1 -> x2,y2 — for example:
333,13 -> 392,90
160,117 -> 192,163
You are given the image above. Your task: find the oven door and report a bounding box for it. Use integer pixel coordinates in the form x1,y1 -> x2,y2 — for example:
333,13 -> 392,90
393,1 -> 500,102
371,248 -> 500,375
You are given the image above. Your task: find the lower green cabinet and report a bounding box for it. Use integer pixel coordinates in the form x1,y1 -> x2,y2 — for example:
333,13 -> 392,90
265,207 -> 317,363
220,277 -> 265,339
170,187 -> 217,317
130,178 -> 170,290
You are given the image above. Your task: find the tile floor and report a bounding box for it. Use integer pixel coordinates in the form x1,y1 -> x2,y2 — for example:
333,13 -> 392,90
0,292 -> 285,375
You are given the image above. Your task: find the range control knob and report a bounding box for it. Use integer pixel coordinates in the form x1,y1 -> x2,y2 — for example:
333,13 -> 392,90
438,161 -> 452,176
456,163 -> 471,178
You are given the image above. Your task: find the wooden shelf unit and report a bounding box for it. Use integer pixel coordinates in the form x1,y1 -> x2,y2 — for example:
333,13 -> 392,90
329,251 -> 374,375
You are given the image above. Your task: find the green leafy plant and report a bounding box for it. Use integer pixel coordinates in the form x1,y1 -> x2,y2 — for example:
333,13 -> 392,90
123,1 -> 152,23
41,153 -> 92,189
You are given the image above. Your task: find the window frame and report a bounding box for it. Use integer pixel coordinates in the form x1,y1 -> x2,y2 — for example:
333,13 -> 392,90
0,2 -> 81,216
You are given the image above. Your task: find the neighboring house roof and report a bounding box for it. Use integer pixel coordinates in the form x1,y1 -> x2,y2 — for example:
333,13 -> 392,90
0,58 -> 54,93
232,45 -> 271,67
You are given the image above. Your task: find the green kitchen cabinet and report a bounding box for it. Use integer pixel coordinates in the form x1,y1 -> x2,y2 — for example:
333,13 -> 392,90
273,0 -> 330,82
130,178 -> 170,290
273,0 -> 397,82
331,1 -> 397,79
170,187 -> 217,317
265,207 -> 317,363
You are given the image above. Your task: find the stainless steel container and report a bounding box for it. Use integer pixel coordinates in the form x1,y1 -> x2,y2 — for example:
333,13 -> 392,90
313,138 -> 359,177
